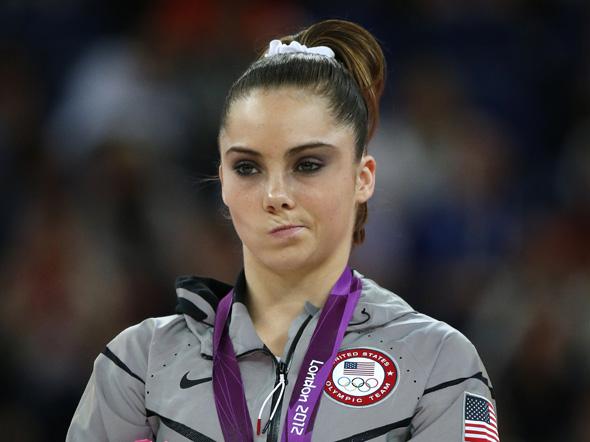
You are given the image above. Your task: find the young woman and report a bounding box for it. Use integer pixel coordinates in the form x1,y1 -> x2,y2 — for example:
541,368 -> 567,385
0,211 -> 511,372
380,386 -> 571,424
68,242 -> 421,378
67,19 -> 498,442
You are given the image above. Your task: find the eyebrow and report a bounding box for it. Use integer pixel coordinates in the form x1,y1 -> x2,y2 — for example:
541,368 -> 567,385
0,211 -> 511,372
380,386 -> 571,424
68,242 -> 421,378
225,142 -> 336,158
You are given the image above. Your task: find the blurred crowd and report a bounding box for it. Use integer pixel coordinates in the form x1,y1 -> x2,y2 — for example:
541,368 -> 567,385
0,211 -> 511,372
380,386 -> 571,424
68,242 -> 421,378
0,1 -> 589,441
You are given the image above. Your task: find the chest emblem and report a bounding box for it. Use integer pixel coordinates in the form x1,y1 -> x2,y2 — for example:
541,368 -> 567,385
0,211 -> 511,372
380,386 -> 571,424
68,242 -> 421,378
324,348 -> 399,407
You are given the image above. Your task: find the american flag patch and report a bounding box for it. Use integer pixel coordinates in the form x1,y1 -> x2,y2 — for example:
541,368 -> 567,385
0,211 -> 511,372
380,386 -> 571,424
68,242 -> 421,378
463,393 -> 499,442
343,361 -> 375,376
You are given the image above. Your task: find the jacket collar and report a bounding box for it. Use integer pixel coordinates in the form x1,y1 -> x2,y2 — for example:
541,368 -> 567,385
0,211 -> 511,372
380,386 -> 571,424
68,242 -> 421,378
175,270 -> 265,356
174,270 -> 416,356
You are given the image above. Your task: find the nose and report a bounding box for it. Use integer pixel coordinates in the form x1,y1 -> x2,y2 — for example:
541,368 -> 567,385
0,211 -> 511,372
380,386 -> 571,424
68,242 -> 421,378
263,173 -> 295,213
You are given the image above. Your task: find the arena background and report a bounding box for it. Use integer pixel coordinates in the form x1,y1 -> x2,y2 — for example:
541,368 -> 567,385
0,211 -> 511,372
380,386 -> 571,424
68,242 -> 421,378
0,1 -> 589,440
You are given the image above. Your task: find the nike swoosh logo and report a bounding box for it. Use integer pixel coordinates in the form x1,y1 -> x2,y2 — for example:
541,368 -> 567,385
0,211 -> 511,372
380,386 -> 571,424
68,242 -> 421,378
180,371 -> 212,389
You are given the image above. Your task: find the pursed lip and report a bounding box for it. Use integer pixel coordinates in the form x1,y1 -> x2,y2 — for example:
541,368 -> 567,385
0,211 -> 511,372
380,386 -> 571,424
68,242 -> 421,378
269,224 -> 305,234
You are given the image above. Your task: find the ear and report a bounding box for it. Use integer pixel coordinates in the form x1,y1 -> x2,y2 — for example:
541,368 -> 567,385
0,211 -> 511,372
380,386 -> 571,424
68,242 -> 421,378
219,164 -> 227,206
355,154 -> 376,204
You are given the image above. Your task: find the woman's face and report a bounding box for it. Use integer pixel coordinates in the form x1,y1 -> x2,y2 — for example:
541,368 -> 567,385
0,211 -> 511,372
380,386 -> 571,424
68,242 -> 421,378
219,87 -> 375,274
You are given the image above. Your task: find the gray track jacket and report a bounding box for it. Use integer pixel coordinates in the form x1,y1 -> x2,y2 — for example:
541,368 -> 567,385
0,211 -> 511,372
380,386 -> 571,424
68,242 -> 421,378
67,271 -> 498,441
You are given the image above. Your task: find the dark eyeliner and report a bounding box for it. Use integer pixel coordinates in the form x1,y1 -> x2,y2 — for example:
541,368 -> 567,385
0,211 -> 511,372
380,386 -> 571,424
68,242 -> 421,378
233,160 -> 259,176
295,157 -> 324,173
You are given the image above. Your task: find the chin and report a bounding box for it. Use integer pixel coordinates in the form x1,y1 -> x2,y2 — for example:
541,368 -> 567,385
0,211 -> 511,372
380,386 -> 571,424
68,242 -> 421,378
254,247 -> 321,274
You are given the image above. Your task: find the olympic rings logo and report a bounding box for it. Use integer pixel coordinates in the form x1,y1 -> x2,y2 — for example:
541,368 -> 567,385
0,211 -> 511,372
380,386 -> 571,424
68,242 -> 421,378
336,376 -> 379,393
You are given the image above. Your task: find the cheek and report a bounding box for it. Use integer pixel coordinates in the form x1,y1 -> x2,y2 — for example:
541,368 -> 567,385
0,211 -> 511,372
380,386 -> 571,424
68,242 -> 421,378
303,174 -> 357,228
222,175 -> 259,223
221,180 -> 264,252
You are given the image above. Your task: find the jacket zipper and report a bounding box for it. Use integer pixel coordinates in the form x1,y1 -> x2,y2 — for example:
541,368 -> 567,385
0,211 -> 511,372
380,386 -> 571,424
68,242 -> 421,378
265,314 -> 313,442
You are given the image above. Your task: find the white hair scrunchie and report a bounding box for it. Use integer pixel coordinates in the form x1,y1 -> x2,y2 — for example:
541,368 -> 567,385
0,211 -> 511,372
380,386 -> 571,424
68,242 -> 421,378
264,39 -> 335,58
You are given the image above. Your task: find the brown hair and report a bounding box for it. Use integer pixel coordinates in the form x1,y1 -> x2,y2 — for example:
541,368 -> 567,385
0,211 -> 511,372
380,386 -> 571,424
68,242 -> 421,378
220,19 -> 386,244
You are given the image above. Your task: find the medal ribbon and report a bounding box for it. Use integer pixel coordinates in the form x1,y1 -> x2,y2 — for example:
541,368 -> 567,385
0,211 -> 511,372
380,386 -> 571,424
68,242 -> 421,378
212,267 -> 362,442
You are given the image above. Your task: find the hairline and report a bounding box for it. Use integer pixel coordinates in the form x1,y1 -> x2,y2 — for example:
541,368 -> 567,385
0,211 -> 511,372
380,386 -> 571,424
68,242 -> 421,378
218,84 -> 362,152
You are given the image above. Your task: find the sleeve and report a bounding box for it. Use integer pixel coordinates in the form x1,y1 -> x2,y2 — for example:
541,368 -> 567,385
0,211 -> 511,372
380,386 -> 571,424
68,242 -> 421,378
408,329 -> 499,441
66,320 -> 156,442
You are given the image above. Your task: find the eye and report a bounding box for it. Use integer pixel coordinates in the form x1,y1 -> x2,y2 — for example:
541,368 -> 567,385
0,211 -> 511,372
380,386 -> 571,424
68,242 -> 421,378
233,161 -> 259,176
295,159 -> 323,173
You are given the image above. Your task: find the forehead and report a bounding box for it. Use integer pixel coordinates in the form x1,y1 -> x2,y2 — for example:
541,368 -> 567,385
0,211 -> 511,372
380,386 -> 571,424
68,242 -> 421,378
220,87 -> 354,152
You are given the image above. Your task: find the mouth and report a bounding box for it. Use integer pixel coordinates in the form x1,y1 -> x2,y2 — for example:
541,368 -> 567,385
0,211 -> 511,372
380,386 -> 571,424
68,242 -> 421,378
269,224 -> 306,238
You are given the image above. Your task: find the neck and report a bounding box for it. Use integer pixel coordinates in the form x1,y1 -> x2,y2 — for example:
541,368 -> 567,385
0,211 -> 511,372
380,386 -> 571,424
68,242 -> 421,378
243,251 -> 350,355
245,253 -> 349,309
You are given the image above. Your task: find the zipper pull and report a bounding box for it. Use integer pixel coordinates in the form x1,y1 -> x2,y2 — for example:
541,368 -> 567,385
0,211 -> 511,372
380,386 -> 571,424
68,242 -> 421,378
278,361 -> 288,376
261,373 -> 286,434
257,362 -> 288,435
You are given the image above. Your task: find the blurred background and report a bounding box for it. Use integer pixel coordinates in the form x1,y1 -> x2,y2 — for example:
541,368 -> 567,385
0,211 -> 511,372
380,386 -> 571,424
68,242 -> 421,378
0,0 -> 589,440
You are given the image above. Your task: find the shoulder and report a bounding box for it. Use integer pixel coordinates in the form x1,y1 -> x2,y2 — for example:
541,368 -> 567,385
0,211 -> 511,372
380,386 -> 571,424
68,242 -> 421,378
356,272 -> 484,374
355,273 -> 495,406
98,314 -> 188,381
391,310 -> 479,369
108,315 -> 185,351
